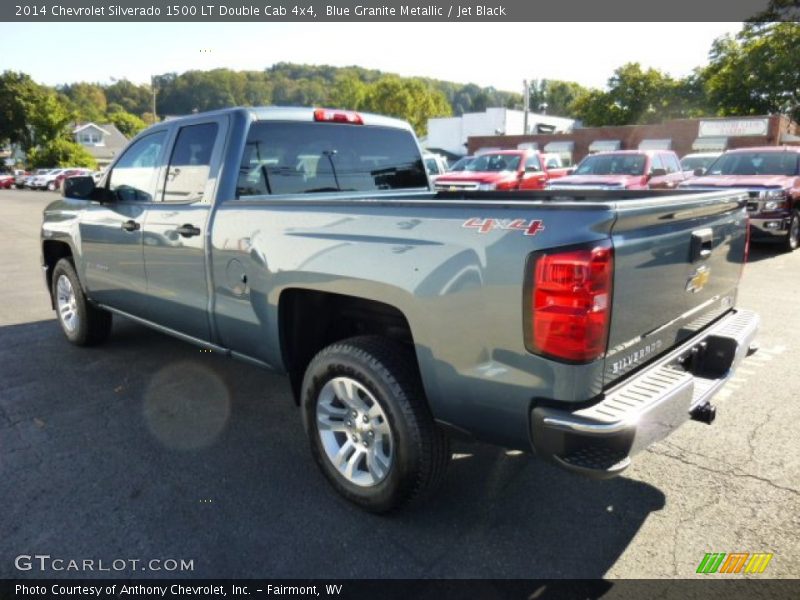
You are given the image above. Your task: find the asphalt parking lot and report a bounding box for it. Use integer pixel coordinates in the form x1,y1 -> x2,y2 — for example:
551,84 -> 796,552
1,188 -> 798,579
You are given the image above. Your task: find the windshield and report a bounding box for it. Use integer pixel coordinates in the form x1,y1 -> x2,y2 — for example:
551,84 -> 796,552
449,156 -> 474,171
574,154 -> 647,176
468,153 -> 521,172
705,151 -> 800,176
681,156 -> 718,171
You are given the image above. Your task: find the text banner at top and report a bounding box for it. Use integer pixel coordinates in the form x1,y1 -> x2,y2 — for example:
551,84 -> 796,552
2,0 -> 786,22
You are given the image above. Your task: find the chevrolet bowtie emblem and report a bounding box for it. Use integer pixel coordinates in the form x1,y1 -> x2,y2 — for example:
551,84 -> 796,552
686,265 -> 711,293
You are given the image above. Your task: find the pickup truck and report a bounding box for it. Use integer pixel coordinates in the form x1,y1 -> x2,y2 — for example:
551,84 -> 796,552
548,150 -> 689,190
680,146 -> 800,251
42,106 -> 759,512
433,149 -> 569,191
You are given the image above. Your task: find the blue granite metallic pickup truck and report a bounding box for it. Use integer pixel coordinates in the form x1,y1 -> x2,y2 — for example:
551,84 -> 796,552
41,107 -> 759,511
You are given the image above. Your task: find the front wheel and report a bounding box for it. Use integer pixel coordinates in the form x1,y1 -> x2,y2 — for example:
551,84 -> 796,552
783,211 -> 800,252
301,336 -> 449,513
51,258 -> 112,345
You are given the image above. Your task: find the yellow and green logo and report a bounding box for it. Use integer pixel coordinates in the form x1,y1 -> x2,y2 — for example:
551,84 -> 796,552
696,552 -> 773,574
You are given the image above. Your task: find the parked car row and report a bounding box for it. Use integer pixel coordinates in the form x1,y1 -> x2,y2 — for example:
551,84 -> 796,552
7,167 -> 97,191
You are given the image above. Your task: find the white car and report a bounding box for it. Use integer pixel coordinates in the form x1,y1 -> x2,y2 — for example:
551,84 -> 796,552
33,169 -> 68,191
423,153 -> 449,183
24,169 -> 52,189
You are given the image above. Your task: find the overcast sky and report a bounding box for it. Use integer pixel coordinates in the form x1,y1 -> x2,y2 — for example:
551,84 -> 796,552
1,22 -> 742,92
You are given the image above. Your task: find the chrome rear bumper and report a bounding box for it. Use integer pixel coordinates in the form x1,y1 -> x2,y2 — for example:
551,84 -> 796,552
531,309 -> 760,478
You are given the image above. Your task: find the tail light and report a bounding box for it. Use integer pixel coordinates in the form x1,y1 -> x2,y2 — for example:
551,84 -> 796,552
313,108 -> 363,125
525,241 -> 614,362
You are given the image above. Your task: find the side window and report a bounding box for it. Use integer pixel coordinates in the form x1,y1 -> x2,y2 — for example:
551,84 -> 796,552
665,154 -> 681,174
163,123 -> 219,202
650,154 -> 664,173
108,131 -> 167,202
525,154 -> 541,171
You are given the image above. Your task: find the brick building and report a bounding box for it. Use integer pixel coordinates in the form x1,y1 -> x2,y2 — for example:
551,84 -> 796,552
467,115 -> 800,166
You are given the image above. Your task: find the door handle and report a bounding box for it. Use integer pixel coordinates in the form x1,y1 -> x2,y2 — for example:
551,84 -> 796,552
175,224 -> 201,238
121,220 -> 140,232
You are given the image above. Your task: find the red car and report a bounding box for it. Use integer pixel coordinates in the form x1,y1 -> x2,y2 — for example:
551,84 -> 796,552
434,149 -> 569,192
0,174 -> 15,189
548,150 -> 688,190
54,169 -> 91,191
680,146 -> 800,250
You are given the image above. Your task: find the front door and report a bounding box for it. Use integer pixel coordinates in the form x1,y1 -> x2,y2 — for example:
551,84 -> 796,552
78,130 -> 168,316
140,118 -> 226,341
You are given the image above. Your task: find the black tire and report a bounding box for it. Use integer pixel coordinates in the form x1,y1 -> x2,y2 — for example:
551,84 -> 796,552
301,336 -> 449,513
51,258 -> 112,346
783,211 -> 800,252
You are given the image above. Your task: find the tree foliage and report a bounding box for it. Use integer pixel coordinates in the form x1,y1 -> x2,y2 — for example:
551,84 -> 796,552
571,63 -> 707,126
60,82 -> 107,122
361,76 -> 452,135
701,22 -> 800,122
0,71 -> 74,151
527,79 -> 590,117
108,109 -> 147,138
27,138 -> 96,169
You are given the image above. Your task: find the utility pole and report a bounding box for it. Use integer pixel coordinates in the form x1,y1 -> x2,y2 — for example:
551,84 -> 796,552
151,75 -> 157,124
523,79 -> 529,135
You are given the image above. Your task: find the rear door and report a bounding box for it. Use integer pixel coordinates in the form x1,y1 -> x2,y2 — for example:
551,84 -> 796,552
604,191 -> 747,386
139,116 -> 228,341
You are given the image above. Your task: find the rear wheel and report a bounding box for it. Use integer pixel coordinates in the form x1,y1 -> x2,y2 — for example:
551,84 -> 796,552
784,211 -> 800,252
52,258 -> 112,346
301,336 -> 449,512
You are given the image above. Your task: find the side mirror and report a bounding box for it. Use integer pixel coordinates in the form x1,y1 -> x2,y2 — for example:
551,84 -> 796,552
693,167 -> 706,177
62,175 -> 96,199
566,168 -> 575,175
650,168 -> 667,178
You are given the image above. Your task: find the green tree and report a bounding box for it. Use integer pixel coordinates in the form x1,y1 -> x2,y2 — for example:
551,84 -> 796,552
61,82 -> 107,122
0,71 -> 73,152
28,138 -> 96,169
527,79 -> 591,117
105,79 -> 152,115
571,63 -> 697,126
329,73 -> 367,110
108,109 -> 147,137
362,76 -> 452,135
702,23 -> 800,121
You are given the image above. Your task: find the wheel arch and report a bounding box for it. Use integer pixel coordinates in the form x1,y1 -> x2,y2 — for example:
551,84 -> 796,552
42,240 -> 75,308
278,288 -> 419,404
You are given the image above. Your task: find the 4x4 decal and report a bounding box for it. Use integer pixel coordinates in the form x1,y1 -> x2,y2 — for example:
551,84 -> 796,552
462,217 -> 545,236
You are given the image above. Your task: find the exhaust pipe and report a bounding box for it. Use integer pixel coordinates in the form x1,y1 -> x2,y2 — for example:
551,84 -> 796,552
691,402 -> 717,425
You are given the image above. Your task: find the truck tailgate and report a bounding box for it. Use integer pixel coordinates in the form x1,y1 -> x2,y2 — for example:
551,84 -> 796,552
604,191 -> 748,387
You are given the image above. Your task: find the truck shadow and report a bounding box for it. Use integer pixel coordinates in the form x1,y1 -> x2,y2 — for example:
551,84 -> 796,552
1,318 -> 664,580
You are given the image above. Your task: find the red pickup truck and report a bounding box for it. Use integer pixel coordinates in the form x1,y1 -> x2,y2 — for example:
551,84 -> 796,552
548,150 -> 689,190
680,146 -> 800,251
433,149 -> 569,191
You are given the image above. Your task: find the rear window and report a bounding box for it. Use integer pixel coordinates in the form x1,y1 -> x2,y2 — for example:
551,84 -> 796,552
706,151 -> 800,176
236,121 -> 427,198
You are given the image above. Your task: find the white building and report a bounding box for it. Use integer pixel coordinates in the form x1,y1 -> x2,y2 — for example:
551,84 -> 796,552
426,108 -> 576,158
